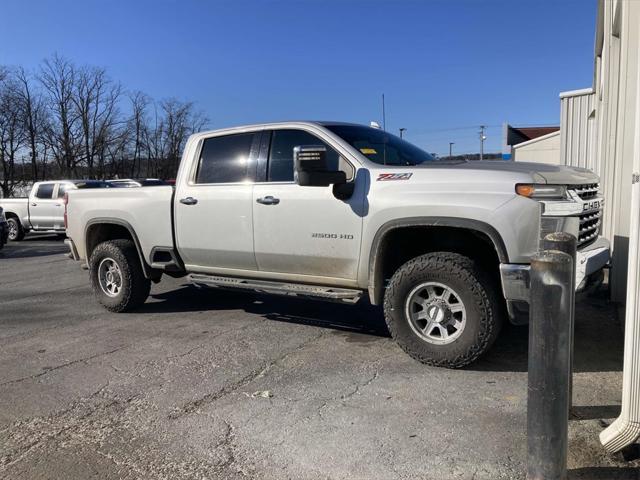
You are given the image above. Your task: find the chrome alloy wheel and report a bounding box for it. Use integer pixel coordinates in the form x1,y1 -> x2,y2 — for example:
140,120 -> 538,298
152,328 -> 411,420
405,281 -> 467,345
98,257 -> 123,298
8,220 -> 17,240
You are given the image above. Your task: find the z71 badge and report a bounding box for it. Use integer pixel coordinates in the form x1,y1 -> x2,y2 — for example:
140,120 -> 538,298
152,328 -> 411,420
377,173 -> 413,181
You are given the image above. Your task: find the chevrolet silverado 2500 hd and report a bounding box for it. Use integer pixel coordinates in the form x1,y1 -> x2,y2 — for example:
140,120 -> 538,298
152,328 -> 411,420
0,180 -> 108,241
65,122 -> 610,368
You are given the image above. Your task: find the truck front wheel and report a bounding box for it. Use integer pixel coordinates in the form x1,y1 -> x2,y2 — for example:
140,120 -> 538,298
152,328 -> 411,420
7,218 -> 25,241
89,239 -> 151,312
383,252 -> 502,368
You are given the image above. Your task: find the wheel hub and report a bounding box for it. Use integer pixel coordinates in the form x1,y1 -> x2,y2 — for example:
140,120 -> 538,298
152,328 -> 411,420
405,281 -> 467,345
8,221 -> 17,239
98,257 -> 123,298
425,303 -> 446,323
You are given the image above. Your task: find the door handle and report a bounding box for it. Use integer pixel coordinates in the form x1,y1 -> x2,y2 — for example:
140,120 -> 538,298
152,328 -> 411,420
31,202 -> 37,206
180,197 -> 198,205
256,196 -> 280,205
55,204 -> 61,207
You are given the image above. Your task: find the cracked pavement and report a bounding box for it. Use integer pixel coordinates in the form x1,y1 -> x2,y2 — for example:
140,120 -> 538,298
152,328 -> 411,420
0,236 -> 639,479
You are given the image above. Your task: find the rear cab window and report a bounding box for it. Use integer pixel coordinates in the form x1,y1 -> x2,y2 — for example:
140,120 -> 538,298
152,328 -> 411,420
195,132 -> 260,184
57,183 -> 70,198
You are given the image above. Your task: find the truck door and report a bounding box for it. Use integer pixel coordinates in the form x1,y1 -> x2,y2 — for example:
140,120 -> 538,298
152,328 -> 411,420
252,128 -> 365,281
29,182 -> 58,230
174,130 -> 261,271
52,182 -> 69,230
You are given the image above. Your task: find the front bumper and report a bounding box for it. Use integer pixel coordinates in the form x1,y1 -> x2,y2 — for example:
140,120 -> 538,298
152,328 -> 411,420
500,236 -> 611,303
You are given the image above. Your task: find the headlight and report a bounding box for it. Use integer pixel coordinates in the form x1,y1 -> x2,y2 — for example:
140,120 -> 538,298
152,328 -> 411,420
516,184 -> 568,200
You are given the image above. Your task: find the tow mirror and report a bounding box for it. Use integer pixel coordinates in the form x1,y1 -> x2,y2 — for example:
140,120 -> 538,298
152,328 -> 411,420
294,145 -> 347,187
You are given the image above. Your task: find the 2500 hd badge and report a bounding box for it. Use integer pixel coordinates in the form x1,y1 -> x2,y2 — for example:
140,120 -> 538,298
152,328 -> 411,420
311,233 -> 354,240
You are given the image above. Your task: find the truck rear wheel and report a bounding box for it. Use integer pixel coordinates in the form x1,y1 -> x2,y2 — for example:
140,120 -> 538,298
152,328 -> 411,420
7,217 -> 25,241
383,252 -> 502,368
89,239 -> 151,312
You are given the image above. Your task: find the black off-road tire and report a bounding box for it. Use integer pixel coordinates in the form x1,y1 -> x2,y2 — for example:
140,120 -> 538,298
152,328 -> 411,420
383,252 -> 502,368
89,239 -> 151,312
7,217 -> 25,241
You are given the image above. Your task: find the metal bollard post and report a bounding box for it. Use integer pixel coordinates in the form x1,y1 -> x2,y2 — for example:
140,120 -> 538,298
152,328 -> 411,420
527,250 -> 574,480
542,232 -> 577,411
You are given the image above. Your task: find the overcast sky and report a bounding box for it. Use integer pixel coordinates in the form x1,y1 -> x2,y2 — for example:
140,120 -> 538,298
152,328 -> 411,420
0,0 -> 597,156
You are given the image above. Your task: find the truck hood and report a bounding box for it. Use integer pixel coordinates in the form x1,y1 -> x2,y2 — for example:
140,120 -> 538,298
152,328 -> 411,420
415,160 -> 599,185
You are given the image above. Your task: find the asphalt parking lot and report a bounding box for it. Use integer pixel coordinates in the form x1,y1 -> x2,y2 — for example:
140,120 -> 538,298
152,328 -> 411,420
0,236 -> 638,479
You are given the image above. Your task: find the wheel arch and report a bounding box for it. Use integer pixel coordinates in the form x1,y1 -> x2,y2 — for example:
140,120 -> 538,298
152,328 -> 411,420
5,211 -> 22,225
84,218 -> 156,279
368,217 -> 509,305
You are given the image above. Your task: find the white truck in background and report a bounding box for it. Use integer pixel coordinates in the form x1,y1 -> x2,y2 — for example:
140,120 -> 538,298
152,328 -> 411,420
0,180 -> 108,241
64,121 -> 611,368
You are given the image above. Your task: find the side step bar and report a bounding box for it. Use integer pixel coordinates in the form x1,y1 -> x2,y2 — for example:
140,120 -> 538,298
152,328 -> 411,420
188,273 -> 362,304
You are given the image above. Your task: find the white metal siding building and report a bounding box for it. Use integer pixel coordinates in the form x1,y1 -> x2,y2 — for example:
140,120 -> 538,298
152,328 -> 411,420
516,0 -> 639,304
551,0 -> 640,452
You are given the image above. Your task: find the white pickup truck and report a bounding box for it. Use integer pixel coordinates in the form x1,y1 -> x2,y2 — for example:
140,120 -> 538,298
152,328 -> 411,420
0,180 -> 108,241
65,121 -> 610,367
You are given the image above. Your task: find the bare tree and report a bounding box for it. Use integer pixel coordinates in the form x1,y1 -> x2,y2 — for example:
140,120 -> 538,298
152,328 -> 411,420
0,75 -> 26,196
143,102 -> 166,178
127,91 -> 149,177
39,54 -> 80,177
0,55 -> 211,186
14,67 -> 49,181
73,65 -> 122,178
157,98 -> 208,178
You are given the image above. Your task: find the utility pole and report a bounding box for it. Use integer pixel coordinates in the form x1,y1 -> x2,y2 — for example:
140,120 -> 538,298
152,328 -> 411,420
449,142 -> 454,158
382,94 -> 386,131
479,125 -> 486,161
399,128 -> 406,139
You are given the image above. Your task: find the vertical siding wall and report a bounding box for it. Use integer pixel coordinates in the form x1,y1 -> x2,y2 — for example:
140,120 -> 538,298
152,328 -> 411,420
593,0 -> 639,302
559,0 -> 639,303
560,89 -> 597,172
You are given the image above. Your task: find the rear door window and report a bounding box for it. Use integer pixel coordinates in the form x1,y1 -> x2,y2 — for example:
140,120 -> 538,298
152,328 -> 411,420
196,132 -> 259,184
35,183 -> 54,199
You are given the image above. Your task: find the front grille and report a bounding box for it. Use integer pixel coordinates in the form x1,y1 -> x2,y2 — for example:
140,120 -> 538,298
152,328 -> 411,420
578,211 -> 602,247
571,183 -> 602,248
572,183 -> 600,200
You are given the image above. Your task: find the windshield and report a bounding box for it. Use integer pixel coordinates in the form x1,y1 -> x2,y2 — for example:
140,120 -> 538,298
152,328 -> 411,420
324,125 -> 436,166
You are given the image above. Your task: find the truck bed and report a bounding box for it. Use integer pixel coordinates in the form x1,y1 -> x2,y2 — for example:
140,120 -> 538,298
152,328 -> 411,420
66,186 -> 175,266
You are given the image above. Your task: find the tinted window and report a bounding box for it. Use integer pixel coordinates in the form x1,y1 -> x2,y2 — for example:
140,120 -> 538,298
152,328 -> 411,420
57,183 -> 70,198
268,130 -> 340,182
325,125 -> 436,166
196,133 -> 256,184
75,181 -> 109,189
35,183 -> 54,199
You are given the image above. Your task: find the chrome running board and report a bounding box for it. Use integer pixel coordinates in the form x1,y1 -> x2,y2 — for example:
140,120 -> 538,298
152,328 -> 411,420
188,273 -> 362,304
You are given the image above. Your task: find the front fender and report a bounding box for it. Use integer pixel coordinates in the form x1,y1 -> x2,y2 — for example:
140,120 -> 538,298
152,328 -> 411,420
365,217 -> 511,305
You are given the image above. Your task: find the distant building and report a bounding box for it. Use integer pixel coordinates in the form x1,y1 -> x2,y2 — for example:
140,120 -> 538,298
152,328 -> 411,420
501,123 -> 560,162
